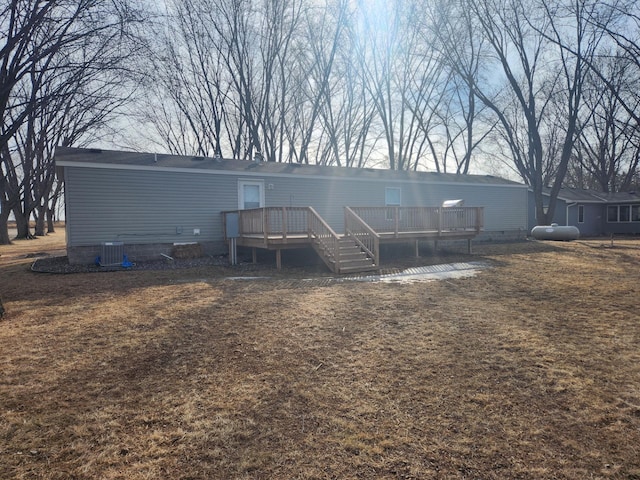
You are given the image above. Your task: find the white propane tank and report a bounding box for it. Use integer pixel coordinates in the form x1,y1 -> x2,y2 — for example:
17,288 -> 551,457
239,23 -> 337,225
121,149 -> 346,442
531,223 -> 580,241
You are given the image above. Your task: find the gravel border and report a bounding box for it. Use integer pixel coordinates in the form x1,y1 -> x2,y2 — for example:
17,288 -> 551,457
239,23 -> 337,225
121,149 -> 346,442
31,254 -> 230,274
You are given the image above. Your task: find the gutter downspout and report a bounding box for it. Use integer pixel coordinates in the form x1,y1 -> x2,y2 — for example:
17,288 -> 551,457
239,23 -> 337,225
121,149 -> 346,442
566,202 -> 578,226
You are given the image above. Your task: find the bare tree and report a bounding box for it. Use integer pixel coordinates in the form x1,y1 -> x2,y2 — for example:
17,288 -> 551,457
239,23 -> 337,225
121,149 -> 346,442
293,0 -> 348,165
0,0 -> 144,243
140,0 -> 229,157
426,1 -> 497,174
431,75 -> 497,174
0,0 -> 76,244
438,0 -> 610,224
144,0 -> 305,163
283,0 -> 375,167
352,0 -> 447,171
22,54 -> 134,237
567,52 -> 640,192
208,0 -> 304,162
564,2 -> 640,192
137,0 -> 492,172
316,32 -> 378,168
129,0 -> 636,190
581,1 -> 640,123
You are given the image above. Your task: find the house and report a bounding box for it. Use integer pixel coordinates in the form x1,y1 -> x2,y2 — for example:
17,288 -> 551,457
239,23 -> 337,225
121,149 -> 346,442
527,187 -> 640,236
55,147 -> 528,270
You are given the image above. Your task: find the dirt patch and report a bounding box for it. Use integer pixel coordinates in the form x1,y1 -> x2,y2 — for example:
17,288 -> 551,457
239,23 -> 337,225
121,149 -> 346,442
2,231 -> 640,479
171,242 -> 205,259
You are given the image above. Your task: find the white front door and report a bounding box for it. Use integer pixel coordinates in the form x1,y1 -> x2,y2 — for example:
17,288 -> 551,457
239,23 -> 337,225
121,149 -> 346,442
238,180 -> 264,209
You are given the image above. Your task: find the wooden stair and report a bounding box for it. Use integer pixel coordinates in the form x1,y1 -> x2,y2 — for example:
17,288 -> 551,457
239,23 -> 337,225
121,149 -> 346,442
335,237 -> 378,273
312,235 -> 378,274
306,206 -> 379,274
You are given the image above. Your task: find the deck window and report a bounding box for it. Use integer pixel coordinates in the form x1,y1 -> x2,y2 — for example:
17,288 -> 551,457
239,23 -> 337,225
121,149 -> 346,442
633,206 -> 640,222
578,205 -> 584,223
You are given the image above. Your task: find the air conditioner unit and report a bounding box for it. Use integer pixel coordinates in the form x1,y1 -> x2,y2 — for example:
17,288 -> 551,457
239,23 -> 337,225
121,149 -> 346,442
100,242 -> 124,266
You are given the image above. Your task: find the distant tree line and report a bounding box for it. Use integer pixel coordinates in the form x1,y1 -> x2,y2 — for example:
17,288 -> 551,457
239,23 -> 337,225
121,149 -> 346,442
2,0 -> 640,243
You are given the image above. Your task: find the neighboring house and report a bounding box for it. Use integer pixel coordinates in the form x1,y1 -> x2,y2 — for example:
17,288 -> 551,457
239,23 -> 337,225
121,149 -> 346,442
528,187 -> 640,236
55,147 -> 528,266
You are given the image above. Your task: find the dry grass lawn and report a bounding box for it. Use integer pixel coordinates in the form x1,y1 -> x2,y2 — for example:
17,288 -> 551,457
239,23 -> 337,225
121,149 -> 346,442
1,229 -> 640,479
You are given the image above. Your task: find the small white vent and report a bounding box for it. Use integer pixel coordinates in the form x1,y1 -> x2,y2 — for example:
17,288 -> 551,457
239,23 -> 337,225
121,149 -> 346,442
100,242 -> 124,266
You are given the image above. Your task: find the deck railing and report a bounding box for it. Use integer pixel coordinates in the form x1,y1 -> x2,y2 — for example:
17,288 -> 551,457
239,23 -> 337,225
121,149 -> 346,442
222,207 -> 342,268
349,206 -> 483,236
263,207 -> 309,240
307,206 -> 341,270
344,206 -> 380,267
223,207 -> 310,242
440,207 -> 484,233
223,206 -> 483,240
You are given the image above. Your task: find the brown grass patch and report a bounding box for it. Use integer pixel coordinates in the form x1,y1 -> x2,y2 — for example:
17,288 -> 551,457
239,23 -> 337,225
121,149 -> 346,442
2,231 -> 640,478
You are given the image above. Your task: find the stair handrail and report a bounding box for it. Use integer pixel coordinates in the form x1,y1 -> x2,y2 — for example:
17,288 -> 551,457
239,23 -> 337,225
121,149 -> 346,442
344,206 -> 380,267
307,206 -> 341,271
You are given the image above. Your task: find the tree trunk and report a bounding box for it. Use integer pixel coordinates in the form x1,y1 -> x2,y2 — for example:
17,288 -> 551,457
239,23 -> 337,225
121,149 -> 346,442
47,174 -> 63,234
13,208 -> 33,239
0,208 -> 11,245
532,184 -> 548,226
34,205 -> 47,236
46,207 -> 55,233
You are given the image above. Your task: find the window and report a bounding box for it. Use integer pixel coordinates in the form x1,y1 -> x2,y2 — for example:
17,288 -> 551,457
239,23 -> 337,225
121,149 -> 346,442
238,180 -> 264,209
578,205 -> 584,223
385,187 -> 401,206
607,204 -> 640,223
243,185 -> 261,209
620,205 -> 631,222
385,187 -> 401,220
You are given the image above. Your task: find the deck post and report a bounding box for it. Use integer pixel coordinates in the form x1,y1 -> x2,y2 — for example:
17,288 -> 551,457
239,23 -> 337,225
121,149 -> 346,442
252,247 -> 257,264
276,248 -> 282,270
415,239 -> 420,257
394,207 -> 399,237
468,238 -> 473,254
263,208 -> 269,245
282,207 -> 287,242
229,238 -> 237,265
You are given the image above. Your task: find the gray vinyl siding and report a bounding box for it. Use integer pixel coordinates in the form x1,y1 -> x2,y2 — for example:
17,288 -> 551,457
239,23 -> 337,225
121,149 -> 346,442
65,165 -> 528,248
65,166 -> 238,246
571,204 -> 601,236
263,175 -> 526,234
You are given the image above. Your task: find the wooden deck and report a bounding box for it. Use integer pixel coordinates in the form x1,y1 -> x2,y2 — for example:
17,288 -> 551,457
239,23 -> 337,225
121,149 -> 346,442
222,206 -> 483,272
